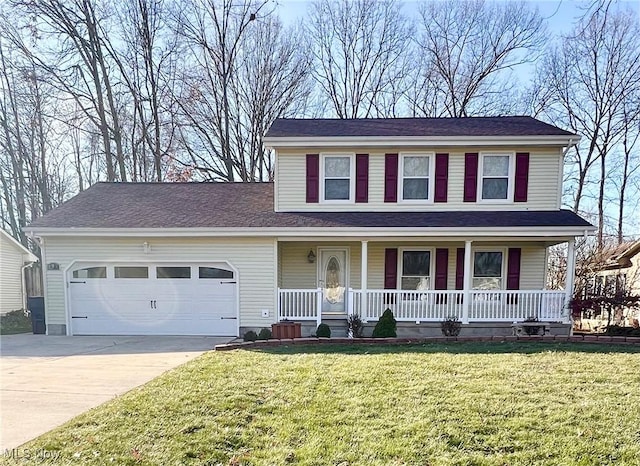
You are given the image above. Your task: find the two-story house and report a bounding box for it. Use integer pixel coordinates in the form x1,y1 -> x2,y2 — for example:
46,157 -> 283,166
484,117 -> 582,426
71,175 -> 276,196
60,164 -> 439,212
24,117 -> 595,337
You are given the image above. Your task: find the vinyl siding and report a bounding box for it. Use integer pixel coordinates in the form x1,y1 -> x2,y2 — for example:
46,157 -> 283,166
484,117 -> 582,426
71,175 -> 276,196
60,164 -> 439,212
42,236 -> 276,330
275,147 -> 562,211
0,237 -> 25,313
280,241 -> 547,291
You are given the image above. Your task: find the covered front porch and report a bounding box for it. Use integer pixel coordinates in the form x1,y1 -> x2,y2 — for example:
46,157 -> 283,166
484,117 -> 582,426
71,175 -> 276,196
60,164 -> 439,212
276,238 -> 576,330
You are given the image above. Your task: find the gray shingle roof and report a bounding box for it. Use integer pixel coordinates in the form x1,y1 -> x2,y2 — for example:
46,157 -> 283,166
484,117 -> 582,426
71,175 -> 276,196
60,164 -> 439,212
265,116 -> 576,138
26,182 -> 593,230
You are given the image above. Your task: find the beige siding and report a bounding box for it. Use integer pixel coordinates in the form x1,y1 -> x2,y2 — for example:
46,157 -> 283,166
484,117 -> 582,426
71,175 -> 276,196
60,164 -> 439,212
275,147 -> 562,212
42,236 -> 276,330
280,241 -> 547,291
0,237 -> 25,313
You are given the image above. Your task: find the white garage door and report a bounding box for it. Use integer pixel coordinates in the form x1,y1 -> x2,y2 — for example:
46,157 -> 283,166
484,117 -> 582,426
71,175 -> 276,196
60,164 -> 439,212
68,263 -> 238,336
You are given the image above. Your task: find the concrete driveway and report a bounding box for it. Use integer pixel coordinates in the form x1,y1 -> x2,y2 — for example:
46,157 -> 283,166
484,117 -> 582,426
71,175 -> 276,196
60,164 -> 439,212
0,334 -> 229,449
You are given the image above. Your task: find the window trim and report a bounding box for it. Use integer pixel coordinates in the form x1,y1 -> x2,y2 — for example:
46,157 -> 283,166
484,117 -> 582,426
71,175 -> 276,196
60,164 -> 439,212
320,153 -> 355,203
477,152 -> 515,203
472,248 -> 507,290
398,152 -> 435,203
397,247 -> 435,290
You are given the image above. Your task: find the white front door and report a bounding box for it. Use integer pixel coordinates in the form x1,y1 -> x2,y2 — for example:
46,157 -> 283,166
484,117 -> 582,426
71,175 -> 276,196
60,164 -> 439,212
318,248 -> 348,314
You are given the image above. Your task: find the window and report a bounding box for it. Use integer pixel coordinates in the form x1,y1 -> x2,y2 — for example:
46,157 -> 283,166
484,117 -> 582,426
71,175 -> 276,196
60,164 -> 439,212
72,267 -> 106,279
480,154 -> 511,200
472,251 -> 503,289
199,267 -> 234,279
401,251 -> 431,290
401,154 -> 431,200
322,155 -> 352,201
114,266 -> 148,279
157,266 -> 191,279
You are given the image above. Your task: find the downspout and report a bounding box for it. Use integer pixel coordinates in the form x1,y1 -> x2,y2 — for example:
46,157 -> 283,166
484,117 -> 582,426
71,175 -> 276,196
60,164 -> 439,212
562,138 -> 577,157
21,260 -> 36,312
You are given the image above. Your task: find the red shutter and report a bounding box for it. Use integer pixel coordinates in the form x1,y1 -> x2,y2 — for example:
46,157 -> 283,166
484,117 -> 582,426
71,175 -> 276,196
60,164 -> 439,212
455,248 -> 465,290
384,248 -> 398,289
306,154 -> 319,203
355,154 -> 369,203
435,248 -> 448,290
514,152 -> 529,202
463,153 -> 478,202
384,154 -> 398,203
434,153 -> 449,203
507,248 -> 521,290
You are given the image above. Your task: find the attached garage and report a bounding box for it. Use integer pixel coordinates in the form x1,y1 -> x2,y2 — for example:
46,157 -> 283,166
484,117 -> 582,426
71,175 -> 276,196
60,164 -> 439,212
67,262 -> 238,336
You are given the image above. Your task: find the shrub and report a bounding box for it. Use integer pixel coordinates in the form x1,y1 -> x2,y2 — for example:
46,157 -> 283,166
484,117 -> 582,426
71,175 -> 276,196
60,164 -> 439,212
441,316 -> 461,337
316,323 -> 331,338
372,308 -> 397,338
347,314 -> 364,338
0,309 -> 32,335
243,330 -> 258,342
257,328 -> 272,340
605,325 -> 640,337
524,316 -> 541,336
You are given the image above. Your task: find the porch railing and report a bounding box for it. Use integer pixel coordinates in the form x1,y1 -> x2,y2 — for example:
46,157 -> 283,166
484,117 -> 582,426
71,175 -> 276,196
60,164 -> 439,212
277,288 -> 568,324
353,289 -> 464,322
469,290 -> 566,322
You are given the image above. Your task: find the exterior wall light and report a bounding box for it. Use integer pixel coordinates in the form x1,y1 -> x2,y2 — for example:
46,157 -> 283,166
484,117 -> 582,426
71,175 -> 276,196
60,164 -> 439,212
307,249 -> 316,263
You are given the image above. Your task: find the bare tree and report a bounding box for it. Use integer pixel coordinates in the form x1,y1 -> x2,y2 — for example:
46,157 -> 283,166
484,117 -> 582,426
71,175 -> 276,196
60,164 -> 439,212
306,0 -> 412,119
413,0 -> 545,118
173,0 -> 309,181
534,1 -> 640,247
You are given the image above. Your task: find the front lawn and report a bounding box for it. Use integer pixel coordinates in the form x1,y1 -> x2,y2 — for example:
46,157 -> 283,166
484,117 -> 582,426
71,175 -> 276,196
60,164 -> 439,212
6,342 -> 640,465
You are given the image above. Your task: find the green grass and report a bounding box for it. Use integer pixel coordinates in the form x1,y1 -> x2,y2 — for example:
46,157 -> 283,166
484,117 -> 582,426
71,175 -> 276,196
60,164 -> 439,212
0,310 -> 31,335
5,342 -> 640,465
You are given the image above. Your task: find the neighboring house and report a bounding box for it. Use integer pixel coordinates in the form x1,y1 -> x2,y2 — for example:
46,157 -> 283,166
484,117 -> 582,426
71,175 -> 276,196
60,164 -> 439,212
24,117 -> 595,337
0,229 -> 38,315
591,240 -> 640,297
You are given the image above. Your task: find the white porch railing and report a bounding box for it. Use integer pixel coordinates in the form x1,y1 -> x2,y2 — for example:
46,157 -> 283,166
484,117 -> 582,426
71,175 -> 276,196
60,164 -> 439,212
469,290 -> 566,322
353,289 -> 464,322
277,288 -> 568,324
277,288 -> 322,325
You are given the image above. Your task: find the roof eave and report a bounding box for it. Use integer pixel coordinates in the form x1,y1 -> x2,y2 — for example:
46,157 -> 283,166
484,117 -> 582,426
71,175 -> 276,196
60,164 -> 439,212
263,135 -> 580,148
25,224 -> 596,238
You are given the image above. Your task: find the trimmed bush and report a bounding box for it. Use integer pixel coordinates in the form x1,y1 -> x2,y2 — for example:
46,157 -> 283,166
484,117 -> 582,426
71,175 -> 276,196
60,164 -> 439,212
257,328 -> 272,340
372,308 -> 397,338
441,316 -> 462,337
524,316 -> 541,336
347,314 -> 364,338
243,330 -> 258,342
316,323 -> 331,338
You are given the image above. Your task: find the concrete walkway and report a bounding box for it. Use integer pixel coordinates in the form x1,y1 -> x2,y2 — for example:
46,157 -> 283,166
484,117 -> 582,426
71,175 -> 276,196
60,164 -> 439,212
0,334 -> 229,450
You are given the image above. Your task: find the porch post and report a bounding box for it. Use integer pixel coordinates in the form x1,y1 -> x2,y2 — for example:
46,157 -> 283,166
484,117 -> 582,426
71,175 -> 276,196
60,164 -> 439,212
565,237 -> 576,324
462,240 -> 472,324
361,240 -> 368,316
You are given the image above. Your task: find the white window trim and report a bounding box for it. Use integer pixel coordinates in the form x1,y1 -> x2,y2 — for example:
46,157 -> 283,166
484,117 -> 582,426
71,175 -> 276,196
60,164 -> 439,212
320,153 -> 356,203
477,152 -> 515,203
398,247 -> 435,290
398,152 -> 435,203
471,248 -> 507,290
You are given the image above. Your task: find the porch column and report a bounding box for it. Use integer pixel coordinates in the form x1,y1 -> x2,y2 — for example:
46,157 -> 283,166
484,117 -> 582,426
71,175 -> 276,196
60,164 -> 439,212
361,240 -> 368,316
565,238 -> 576,324
462,240 -> 472,324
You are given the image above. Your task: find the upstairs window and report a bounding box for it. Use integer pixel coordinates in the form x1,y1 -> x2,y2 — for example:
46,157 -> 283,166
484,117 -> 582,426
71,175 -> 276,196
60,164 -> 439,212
473,251 -> 503,290
401,154 -> 431,201
322,155 -> 353,201
480,154 -> 511,201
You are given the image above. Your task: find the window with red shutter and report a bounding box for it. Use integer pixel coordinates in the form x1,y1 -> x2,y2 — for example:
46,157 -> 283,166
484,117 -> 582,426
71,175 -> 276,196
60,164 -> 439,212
355,154 -> 369,203
384,154 -> 398,203
306,154 -> 319,203
434,153 -> 449,202
514,153 -> 529,202
464,153 -> 478,202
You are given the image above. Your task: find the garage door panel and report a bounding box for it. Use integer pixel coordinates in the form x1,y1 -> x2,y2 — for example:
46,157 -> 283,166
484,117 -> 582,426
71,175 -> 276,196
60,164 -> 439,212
69,263 -> 238,336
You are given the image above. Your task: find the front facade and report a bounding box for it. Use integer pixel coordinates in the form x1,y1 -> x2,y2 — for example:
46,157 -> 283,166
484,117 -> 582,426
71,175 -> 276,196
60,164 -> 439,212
25,117 -> 594,337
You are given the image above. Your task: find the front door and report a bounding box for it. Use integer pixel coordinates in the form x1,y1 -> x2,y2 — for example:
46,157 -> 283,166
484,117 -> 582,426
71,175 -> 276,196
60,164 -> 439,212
318,248 -> 348,314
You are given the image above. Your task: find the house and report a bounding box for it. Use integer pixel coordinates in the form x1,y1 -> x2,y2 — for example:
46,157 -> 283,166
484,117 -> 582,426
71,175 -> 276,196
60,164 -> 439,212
23,116 -> 595,337
590,240 -> 640,297
0,229 -> 38,315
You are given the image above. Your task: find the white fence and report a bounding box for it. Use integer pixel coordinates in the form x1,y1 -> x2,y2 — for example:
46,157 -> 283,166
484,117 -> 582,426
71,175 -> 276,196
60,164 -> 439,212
277,288 -> 567,324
